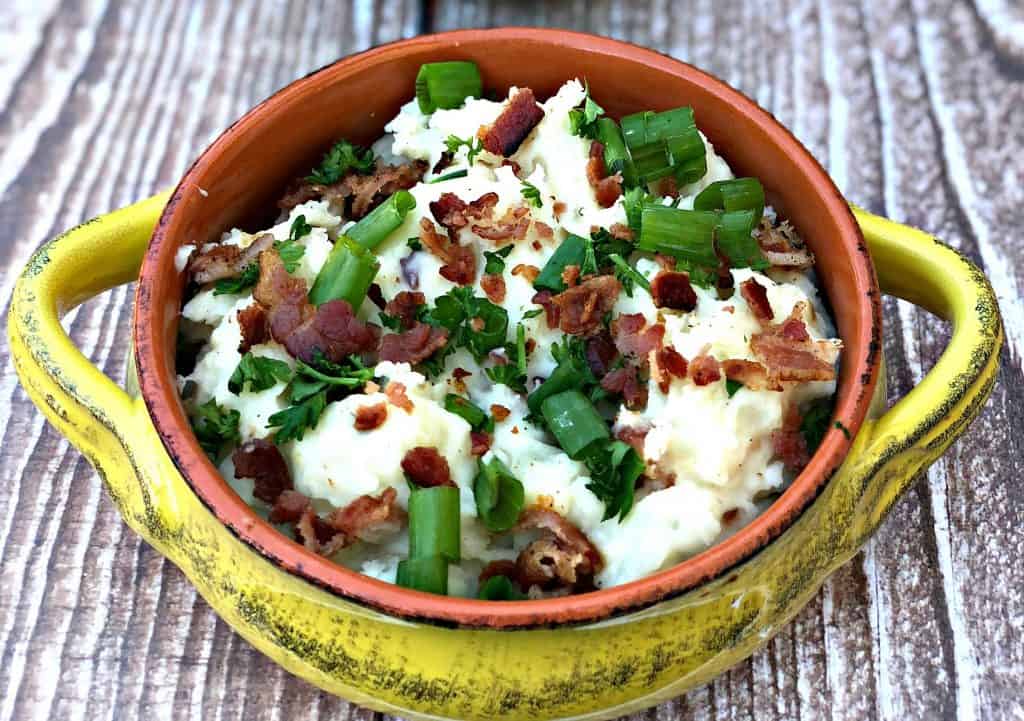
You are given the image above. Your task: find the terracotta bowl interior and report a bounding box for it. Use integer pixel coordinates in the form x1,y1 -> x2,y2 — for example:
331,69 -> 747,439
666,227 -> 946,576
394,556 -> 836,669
136,28 -> 880,628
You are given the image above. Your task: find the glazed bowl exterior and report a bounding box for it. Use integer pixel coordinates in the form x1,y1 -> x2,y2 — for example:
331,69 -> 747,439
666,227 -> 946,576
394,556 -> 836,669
8,29 -> 1002,721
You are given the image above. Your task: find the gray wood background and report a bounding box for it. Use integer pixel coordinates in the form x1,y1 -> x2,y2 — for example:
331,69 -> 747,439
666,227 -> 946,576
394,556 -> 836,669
1,1 -> 1021,719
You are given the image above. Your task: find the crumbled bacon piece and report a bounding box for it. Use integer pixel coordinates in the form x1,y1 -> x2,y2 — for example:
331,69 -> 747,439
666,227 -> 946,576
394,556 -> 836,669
384,291 -> 426,330
756,217 -> 815,270
690,354 -> 722,386
236,304 -> 270,353
279,161 -> 428,219
740,277 -> 774,322
514,508 -> 602,592
470,431 -> 492,456
609,223 -> 634,241
654,346 -> 689,392
773,404 -> 810,471
586,141 -> 623,208
551,276 -> 622,335
600,366 -> 648,410
419,217 -> 477,285
750,303 -> 837,384
269,490 -> 310,524
722,508 -> 740,525
379,322 -> 449,364
254,251 -> 379,363
188,233 -> 274,285
721,359 -> 780,391
326,487 -> 406,544
385,381 -> 414,412
552,201 -> 567,218
480,273 -> 507,303
296,506 -> 347,556
616,425 -> 649,456
401,446 -> 454,487
433,151 -> 454,175
473,205 -> 532,242
513,264 -> 540,283
490,404 -> 511,422
232,439 -> 292,505
612,313 -> 665,361
479,88 -> 544,156
354,402 -> 388,431
584,333 -> 618,377
430,192 -> 499,232
651,271 -> 698,311
531,289 -> 560,329
367,283 -> 386,310
534,222 -> 554,239
561,264 -> 581,288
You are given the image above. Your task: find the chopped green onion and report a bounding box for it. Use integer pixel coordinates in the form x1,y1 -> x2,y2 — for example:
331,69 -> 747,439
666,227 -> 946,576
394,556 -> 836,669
444,393 -> 491,432
473,456 -> 525,532
347,190 -> 416,250
637,205 -> 765,268
726,379 -> 743,397
608,253 -> 651,293
477,575 -> 526,601
429,169 -> 469,184
540,390 -> 610,460
415,61 -> 482,114
693,178 -> 766,221
408,485 -> 461,563
527,356 -> 583,414
533,234 -> 587,292
620,107 -> 706,185
595,118 -> 636,186
308,235 -> 380,308
396,555 -> 449,595
714,209 -> 765,268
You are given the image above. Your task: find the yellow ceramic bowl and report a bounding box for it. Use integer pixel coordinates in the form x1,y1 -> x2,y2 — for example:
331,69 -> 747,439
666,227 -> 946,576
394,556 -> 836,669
8,29 -> 1001,721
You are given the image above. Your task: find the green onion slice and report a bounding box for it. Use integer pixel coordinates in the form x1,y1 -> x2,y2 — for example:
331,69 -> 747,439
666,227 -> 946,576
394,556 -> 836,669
396,555 -> 449,595
308,235 -> 380,308
429,169 -> 469,183
444,393 -> 492,432
637,205 -> 765,269
473,456 -> 525,533
533,234 -> 587,292
620,107 -> 706,185
693,178 -> 766,220
595,118 -> 636,187
347,190 -> 416,250
415,61 -> 483,114
408,485 -> 461,563
540,390 -> 611,460
477,575 -> 526,601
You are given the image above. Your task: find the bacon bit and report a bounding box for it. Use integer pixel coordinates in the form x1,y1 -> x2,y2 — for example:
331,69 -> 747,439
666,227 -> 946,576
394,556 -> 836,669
511,425 -> 520,434
367,283 -> 386,310
470,431 -> 492,456
690,354 -> 722,386
295,506 -> 348,555
418,217 -> 476,285
473,205 -> 532,242
651,271 -> 698,311
655,346 -> 689,392
722,359 -> 780,391
451,367 -> 472,393
551,276 -> 622,335
490,404 -> 511,422
326,487 -> 406,544
269,490 -> 309,524
379,322 -> 449,364
279,161 -> 427,219
384,290 -> 426,330
561,264 -> 581,288
401,446 -> 454,487
354,402 -> 388,431
609,223 -> 634,241
552,201 -> 567,219
232,439 -> 292,504
534,222 -> 554,239
740,277 -> 774,322
480,273 -> 507,303
512,263 -> 540,283
469,317 -> 486,332
236,304 -> 270,353
652,176 -> 679,198
586,141 -> 623,208
479,88 -> 544,156
644,472 -> 676,492
654,254 -> 676,271
385,381 -> 414,413
750,303 -> 837,383
600,366 -> 648,410
433,151 -> 455,175
525,338 -> 536,354
773,404 -> 810,471
723,305 -> 735,314
612,313 -> 665,361
756,217 -> 815,269
584,333 -> 618,377
722,508 -> 740,525
501,158 -> 523,176
530,289 -> 560,329
513,508 -> 603,592
616,425 -> 649,457
188,233 -> 274,285
479,559 -> 519,585
364,380 -> 380,394
254,251 -> 380,363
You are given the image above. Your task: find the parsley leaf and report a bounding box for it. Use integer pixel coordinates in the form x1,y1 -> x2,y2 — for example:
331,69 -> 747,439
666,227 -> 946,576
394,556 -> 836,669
213,263 -> 259,296
522,308 -> 543,320
407,236 -> 423,251
288,214 -> 312,241
800,399 -> 833,453
726,379 -> 743,397
608,253 -> 650,298
568,82 -> 605,139
583,440 -> 644,521
378,312 -> 404,331
486,324 -> 528,392
483,245 -> 513,275
268,391 -> 327,444
421,286 -> 509,363
191,399 -> 240,457
444,134 -> 484,165
228,353 -> 293,394
520,181 -> 542,208
306,138 -> 376,185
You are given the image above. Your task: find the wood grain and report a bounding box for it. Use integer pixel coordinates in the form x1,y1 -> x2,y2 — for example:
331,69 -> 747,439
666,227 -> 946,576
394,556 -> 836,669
0,2 -> 1020,720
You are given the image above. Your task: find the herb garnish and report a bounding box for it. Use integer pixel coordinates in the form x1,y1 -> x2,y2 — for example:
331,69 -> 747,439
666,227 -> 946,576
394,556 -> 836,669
473,456 -> 525,532
407,236 -> 423,252
483,245 -> 513,275
420,286 -> 509,364
726,379 -> 743,397
228,353 -> 292,395
213,263 -> 260,296
192,399 -> 240,457
520,181 -> 543,208
272,215 -> 310,274
485,324 -> 528,393
444,394 -> 494,432
583,440 -> 644,521
568,82 -> 605,139
306,138 -> 376,185
800,399 -> 833,453
444,134 -> 484,165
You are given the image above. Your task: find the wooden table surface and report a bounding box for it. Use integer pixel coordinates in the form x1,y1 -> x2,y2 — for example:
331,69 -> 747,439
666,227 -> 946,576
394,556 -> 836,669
1,1 -> 1021,719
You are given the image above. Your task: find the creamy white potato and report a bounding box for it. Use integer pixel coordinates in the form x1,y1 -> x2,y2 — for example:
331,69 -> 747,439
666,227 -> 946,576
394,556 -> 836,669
181,79 -> 839,593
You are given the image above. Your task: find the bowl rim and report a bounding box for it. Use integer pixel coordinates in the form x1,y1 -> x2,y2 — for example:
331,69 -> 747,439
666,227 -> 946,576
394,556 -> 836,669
135,27 -> 882,629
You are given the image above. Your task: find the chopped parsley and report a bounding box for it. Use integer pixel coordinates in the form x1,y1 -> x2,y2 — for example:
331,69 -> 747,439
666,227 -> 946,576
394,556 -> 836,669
228,353 -> 293,394
485,325 -> 528,393
213,263 -> 259,296
306,138 -> 376,185
726,379 -> 743,397
800,399 -> 833,453
377,312 -> 404,331
520,181 -> 543,208
483,245 -> 513,275
608,253 -> 650,297
522,308 -> 543,320
420,286 -> 509,364
274,215 -> 310,273
191,399 -> 240,458
444,134 -> 484,165
583,228 -> 634,277
444,394 -> 493,432
583,440 -> 644,521
267,392 -> 326,445
406,236 -> 423,251
568,82 -> 605,139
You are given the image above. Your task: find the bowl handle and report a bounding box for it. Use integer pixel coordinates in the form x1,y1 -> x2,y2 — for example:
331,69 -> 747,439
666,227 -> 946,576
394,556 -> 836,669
8,191 -> 173,524
847,206 -> 1002,539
